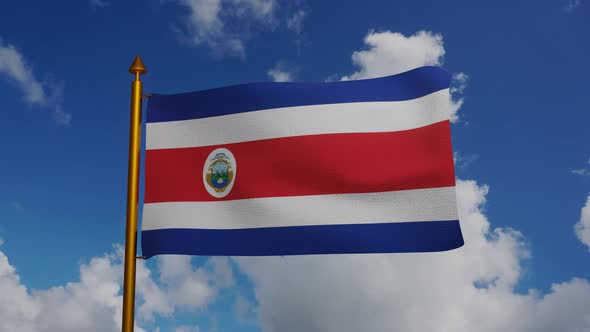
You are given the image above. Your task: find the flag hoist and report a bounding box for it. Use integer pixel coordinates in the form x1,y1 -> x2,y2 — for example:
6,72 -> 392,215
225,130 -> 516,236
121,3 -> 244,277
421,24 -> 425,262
122,55 -> 146,332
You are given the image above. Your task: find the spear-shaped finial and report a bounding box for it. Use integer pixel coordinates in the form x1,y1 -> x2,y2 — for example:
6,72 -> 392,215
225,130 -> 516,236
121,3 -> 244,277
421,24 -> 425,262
128,55 -> 146,75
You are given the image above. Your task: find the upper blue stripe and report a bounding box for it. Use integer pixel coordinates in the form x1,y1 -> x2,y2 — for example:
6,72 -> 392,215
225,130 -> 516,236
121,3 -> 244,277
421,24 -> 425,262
140,220 -> 464,258
146,66 -> 451,123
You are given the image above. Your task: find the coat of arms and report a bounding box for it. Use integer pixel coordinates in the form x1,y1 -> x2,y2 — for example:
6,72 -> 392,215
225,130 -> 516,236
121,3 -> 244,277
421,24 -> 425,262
203,148 -> 236,198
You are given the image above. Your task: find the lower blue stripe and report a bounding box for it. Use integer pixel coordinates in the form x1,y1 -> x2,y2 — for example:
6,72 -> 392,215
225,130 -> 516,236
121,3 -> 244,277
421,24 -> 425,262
141,220 -> 463,258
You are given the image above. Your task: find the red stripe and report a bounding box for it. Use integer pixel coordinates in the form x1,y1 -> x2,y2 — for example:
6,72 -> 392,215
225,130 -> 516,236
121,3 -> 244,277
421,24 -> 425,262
145,121 -> 455,203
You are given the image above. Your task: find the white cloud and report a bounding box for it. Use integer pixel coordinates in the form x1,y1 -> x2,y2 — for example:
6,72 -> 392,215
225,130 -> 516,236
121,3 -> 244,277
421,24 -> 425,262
267,63 -> 294,82
575,194 -> 590,251
267,69 -> 292,82
33,254 -> 128,332
138,255 -> 235,322
0,246 -> 230,331
571,157 -> 590,177
176,0 -> 245,57
155,255 -> 216,310
135,257 -> 173,321
0,250 -> 39,332
175,0 -> 276,57
208,256 -> 234,288
0,42 -> 45,104
0,39 -> 71,125
340,30 -> 464,122
341,30 -> 445,80
0,247 -> 137,332
234,0 -> 275,20
451,72 -> 468,94
286,9 -> 307,34
236,179 -> 590,332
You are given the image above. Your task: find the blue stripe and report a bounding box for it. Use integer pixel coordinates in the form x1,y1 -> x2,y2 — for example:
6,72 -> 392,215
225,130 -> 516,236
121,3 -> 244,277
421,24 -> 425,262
141,220 -> 463,258
146,66 -> 451,123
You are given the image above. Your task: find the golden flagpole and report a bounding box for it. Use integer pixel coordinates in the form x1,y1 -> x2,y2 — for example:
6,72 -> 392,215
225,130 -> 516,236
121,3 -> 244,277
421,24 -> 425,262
122,55 -> 146,332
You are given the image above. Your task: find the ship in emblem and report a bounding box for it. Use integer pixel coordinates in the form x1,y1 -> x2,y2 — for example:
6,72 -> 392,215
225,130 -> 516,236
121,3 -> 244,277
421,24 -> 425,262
203,148 -> 236,198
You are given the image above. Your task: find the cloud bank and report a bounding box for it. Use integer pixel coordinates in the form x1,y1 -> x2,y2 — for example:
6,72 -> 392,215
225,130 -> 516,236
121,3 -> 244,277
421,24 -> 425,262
0,245 -> 232,331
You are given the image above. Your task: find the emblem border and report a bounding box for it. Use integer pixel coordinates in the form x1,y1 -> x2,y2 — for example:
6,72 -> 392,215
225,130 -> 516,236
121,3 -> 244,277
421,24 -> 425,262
202,148 -> 237,198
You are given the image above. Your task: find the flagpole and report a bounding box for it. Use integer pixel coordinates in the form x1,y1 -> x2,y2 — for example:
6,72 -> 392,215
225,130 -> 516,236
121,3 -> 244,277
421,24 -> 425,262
122,55 -> 146,332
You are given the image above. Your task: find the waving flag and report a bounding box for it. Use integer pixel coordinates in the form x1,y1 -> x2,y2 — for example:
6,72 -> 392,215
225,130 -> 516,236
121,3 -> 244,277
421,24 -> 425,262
141,66 -> 463,257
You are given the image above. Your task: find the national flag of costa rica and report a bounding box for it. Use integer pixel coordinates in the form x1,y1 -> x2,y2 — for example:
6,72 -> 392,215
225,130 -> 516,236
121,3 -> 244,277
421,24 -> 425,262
141,66 -> 464,258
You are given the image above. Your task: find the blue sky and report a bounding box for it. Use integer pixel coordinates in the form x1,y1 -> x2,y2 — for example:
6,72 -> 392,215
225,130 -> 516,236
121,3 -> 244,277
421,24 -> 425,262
1,0 -> 590,331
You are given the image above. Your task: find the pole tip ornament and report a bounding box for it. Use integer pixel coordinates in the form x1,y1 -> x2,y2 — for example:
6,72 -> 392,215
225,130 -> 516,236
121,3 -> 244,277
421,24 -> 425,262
128,55 -> 147,75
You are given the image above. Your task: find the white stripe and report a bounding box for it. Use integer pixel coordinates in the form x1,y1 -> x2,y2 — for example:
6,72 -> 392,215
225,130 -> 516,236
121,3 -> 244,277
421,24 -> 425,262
141,186 -> 458,230
147,89 -> 451,150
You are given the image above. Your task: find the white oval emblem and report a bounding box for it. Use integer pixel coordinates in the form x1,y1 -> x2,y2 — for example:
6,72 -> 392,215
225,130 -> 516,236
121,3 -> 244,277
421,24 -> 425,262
203,148 -> 236,198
